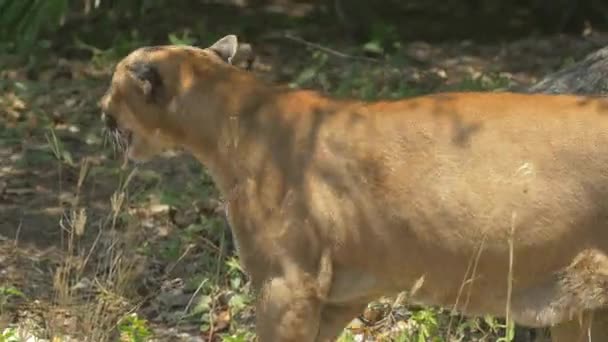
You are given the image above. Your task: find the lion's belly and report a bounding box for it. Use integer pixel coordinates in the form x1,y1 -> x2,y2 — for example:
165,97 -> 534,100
310,165 -> 608,324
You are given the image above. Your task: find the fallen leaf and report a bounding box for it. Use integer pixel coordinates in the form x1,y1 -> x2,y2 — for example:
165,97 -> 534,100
213,309 -> 231,332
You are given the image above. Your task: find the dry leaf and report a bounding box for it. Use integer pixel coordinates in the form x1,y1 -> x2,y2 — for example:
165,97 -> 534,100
213,309 -> 231,332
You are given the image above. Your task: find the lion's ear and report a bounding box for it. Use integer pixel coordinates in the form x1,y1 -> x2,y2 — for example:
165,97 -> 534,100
127,62 -> 163,103
209,34 -> 239,64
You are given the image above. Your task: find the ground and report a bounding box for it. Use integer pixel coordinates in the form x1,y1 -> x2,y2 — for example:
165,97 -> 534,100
1,4 -> 608,341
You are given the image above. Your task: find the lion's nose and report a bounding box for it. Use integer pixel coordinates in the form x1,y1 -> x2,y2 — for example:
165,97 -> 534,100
101,112 -> 118,131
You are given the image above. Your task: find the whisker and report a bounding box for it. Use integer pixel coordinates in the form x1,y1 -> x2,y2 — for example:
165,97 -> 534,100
102,127 -> 113,149
112,130 -> 125,152
100,116 -> 130,160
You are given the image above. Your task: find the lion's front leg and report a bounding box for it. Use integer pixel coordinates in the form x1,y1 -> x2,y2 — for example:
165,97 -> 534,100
255,274 -> 322,342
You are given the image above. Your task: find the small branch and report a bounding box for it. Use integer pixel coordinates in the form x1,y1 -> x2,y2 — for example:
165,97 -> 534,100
266,33 -> 381,63
505,212 -> 516,338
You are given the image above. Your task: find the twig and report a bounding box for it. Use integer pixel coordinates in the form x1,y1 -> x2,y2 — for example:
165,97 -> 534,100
447,233 -> 486,338
267,33 -> 381,63
182,278 -> 209,317
165,243 -> 194,276
505,212 -> 516,340
13,220 -> 22,247
206,225 -> 228,341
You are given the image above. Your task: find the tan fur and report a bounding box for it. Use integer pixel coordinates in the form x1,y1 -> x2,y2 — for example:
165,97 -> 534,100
99,36 -> 608,341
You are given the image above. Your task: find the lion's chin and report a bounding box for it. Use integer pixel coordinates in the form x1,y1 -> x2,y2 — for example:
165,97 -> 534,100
125,133 -> 162,163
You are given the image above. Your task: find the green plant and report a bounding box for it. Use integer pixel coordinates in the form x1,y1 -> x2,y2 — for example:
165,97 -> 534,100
168,30 -> 196,46
0,327 -> 20,342
227,293 -> 250,315
336,330 -> 357,342
0,288 -> 25,342
482,315 -> 515,342
362,22 -> 398,55
74,28 -> 150,67
0,0 -> 172,53
0,286 -> 25,314
221,330 -> 256,342
226,256 -> 247,287
0,0 -> 68,51
289,51 -> 330,89
118,313 -> 152,342
46,127 -> 76,167
495,319 -> 516,342
409,308 -> 441,342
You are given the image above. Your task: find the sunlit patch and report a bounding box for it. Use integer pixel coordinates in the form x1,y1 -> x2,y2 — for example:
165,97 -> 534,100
514,162 -> 535,178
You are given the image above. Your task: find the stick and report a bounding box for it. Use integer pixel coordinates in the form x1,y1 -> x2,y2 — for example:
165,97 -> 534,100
266,33 -> 381,63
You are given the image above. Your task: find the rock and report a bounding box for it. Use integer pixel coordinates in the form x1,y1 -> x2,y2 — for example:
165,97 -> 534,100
524,45 -> 608,95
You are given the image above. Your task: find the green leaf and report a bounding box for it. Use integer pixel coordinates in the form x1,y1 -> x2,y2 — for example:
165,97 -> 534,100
168,32 -> 196,46
228,293 -> 248,313
191,294 -> 213,315
362,40 -> 384,55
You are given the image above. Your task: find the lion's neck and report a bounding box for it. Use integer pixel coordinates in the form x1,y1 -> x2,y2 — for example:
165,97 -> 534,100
182,71 -> 337,197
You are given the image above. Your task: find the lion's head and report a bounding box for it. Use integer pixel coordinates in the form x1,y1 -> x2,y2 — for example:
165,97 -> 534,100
99,35 -> 251,162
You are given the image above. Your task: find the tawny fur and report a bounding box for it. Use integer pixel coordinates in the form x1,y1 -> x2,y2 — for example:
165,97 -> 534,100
99,35 -> 608,341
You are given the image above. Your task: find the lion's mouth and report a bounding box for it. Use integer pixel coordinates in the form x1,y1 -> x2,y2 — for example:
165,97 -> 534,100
101,112 -> 133,153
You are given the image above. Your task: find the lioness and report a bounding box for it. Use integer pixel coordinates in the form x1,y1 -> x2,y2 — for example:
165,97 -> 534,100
99,35 -> 608,341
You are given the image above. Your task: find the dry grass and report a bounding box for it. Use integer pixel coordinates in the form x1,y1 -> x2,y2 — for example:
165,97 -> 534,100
40,150 -> 144,341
